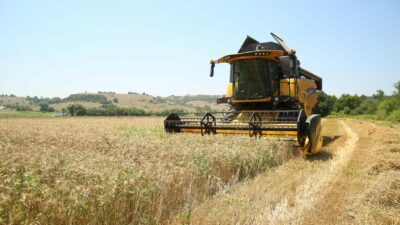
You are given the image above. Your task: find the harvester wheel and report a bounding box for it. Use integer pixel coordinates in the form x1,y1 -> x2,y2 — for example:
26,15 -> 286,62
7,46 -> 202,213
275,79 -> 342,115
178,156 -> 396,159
303,114 -> 323,156
223,104 -> 238,121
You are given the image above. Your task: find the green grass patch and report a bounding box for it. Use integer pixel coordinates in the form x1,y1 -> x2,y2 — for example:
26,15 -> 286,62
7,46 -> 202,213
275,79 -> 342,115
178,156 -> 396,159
0,110 -> 55,119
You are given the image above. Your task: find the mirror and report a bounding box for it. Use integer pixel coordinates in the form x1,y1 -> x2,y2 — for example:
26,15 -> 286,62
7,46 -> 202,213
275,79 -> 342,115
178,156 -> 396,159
278,56 -> 293,75
210,61 -> 215,77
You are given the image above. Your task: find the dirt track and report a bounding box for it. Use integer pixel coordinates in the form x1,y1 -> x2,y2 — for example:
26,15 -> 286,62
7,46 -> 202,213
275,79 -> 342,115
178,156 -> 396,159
261,121 -> 359,224
189,119 -> 400,225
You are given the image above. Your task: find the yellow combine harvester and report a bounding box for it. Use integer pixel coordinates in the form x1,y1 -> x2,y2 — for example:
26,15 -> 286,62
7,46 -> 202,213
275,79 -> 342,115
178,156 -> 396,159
165,33 -> 323,155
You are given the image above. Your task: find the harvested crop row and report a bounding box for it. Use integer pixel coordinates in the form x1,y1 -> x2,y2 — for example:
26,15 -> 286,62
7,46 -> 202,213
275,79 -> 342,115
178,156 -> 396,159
0,117 -> 296,224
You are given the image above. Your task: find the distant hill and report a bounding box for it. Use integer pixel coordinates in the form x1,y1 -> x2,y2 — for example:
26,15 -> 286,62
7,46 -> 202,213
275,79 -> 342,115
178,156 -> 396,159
0,95 -> 29,105
0,92 -> 226,113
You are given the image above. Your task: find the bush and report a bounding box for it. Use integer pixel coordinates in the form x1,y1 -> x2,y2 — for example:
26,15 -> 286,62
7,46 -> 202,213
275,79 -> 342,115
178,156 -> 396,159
86,107 -> 147,116
16,105 -> 33,111
66,103 -> 87,116
100,102 -> 116,109
376,97 -> 400,119
350,98 -> 377,115
26,96 -> 62,105
39,103 -> 56,112
373,89 -> 385,102
334,94 -> 363,114
39,103 -> 49,112
5,104 -> 33,111
314,92 -> 337,117
387,109 -> 400,122
85,107 -> 186,117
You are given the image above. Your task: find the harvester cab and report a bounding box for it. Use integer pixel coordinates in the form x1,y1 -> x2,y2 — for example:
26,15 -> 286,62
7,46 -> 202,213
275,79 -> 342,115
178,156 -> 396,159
165,33 -> 323,156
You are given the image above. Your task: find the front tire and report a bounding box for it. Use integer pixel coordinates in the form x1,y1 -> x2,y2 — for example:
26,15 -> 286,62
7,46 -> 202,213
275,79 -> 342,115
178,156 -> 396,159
303,114 -> 322,155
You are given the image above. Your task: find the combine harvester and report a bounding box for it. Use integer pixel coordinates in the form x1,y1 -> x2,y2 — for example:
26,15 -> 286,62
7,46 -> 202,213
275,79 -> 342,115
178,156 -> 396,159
165,33 -> 323,155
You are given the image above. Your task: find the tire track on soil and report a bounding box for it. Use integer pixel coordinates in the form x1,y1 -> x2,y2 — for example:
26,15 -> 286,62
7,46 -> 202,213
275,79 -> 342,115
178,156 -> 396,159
259,121 -> 359,224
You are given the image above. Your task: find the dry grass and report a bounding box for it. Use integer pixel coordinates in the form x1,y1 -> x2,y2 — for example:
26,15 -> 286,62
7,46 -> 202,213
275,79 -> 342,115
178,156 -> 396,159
0,93 -> 224,113
102,93 -> 195,112
0,96 -> 28,106
189,119 -> 400,225
363,171 -> 400,224
188,119 -> 348,225
0,117 -> 296,224
356,121 -> 400,225
103,93 -> 187,111
185,100 -> 226,111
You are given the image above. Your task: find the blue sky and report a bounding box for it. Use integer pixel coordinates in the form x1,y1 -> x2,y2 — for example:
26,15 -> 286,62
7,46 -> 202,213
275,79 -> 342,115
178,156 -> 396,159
1,0 -> 399,97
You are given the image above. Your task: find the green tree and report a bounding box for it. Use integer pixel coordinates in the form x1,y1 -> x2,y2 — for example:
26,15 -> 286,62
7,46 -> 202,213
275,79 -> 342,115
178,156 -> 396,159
394,81 -> 400,96
377,97 -> 400,118
39,103 -> 50,112
334,94 -> 363,114
351,99 -> 377,115
14,104 -> 33,111
47,106 -> 55,112
61,108 -> 67,116
39,103 -> 55,112
372,89 -> 385,101
314,92 -> 337,117
64,94 -> 109,104
66,103 -> 87,116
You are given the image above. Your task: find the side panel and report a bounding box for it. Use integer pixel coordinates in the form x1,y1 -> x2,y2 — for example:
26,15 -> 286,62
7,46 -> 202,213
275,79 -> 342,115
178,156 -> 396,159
297,79 -> 318,116
279,79 -> 318,116
226,83 -> 233,97
279,79 -> 297,97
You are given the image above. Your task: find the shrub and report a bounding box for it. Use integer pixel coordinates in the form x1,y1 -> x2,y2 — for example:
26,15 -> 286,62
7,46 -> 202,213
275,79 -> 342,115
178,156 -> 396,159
66,103 -> 87,116
86,107 -> 148,116
387,109 -> 400,122
5,104 -> 33,111
350,98 -> 377,115
26,96 -> 62,105
376,97 -> 400,119
16,105 -> 33,111
314,91 -> 337,117
47,107 -> 55,112
334,94 -> 363,114
373,89 -> 385,102
39,103 -> 50,112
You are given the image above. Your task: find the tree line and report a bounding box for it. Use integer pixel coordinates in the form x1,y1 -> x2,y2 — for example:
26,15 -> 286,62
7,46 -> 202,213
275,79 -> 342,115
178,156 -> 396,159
63,103 -> 186,117
2,82 -> 399,121
314,81 -> 400,122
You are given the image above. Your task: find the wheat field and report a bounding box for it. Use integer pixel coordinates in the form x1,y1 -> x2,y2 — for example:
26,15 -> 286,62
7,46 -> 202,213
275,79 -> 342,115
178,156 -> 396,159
0,117 -> 296,224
